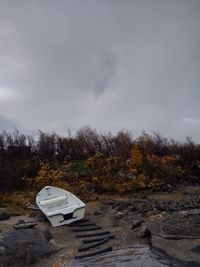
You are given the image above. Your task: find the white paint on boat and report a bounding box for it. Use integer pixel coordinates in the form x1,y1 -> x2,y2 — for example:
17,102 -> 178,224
36,186 -> 86,227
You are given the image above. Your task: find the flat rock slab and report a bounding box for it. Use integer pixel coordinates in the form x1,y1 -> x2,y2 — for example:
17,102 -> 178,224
68,245 -> 181,267
150,210 -> 200,265
151,210 -> 200,238
152,236 -> 200,265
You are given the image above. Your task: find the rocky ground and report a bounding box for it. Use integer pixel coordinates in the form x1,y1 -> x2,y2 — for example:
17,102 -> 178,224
1,183 -> 200,267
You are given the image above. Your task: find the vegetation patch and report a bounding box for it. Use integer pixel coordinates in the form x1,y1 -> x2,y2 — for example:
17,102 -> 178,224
0,129 -> 199,202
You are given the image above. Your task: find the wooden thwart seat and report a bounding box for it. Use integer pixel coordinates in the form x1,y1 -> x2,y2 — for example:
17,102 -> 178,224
39,195 -> 68,206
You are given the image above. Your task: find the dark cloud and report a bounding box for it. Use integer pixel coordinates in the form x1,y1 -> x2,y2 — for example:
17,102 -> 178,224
92,50 -> 117,96
0,0 -> 200,141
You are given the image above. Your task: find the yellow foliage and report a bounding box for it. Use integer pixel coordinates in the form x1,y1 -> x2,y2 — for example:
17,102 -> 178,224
161,156 -> 176,164
176,166 -> 185,175
147,155 -> 176,166
85,152 -> 118,174
92,176 -> 99,182
131,144 -> 143,167
24,162 -> 69,190
148,178 -> 164,188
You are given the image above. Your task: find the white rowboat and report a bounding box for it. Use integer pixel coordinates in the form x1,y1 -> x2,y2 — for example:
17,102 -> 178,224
36,186 -> 86,227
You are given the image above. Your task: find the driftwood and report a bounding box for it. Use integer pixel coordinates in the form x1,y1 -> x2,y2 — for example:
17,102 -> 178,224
76,230 -> 111,238
13,222 -> 38,229
82,234 -> 115,243
75,246 -> 112,259
78,237 -> 109,252
25,203 -> 40,211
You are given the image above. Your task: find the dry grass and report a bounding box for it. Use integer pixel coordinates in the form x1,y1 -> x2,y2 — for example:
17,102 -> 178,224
0,190 -> 37,214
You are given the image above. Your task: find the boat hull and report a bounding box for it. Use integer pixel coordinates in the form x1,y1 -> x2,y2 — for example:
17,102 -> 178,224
36,186 -> 86,227
48,206 -> 85,227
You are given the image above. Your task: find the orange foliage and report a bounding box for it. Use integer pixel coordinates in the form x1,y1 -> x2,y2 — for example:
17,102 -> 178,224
23,162 -> 69,190
131,144 -> 143,167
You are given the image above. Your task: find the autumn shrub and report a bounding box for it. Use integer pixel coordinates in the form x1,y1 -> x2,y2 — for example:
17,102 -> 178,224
136,132 -> 156,158
23,162 -> 70,190
1,128 -> 200,195
85,152 -> 120,175
140,154 -> 180,185
129,144 -> 143,175
129,144 -> 175,188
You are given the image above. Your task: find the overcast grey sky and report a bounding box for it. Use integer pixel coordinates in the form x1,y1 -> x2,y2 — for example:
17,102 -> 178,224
0,0 -> 200,141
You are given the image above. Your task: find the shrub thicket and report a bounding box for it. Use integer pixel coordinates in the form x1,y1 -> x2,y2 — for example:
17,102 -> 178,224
0,128 -> 200,196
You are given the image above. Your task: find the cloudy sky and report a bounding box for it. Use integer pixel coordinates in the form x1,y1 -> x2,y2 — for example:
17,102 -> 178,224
0,0 -> 200,141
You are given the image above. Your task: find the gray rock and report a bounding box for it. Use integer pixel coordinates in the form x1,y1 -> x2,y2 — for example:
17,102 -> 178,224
116,212 -> 123,219
115,200 -> 132,211
93,210 -> 103,216
43,229 -> 53,241
192,245 -> 200,255
0,228 -> 57,267
16,219 -> 26,225
139,226 -> 151,238
132,219 -> 145,230
131,199 -> 153,213
33,213 -> 47,222
0,211 -> 10,221
150,212 -> 200,263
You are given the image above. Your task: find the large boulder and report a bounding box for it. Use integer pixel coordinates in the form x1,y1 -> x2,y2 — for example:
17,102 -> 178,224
150,210 -> 200,264
0,228 -> 58,267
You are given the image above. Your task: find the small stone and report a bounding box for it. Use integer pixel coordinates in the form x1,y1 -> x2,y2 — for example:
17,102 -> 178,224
16,219 -> 26,225
146,210 -> 159,217
116,212 -> 123,219
43,229 -> 53,241
139,226 -> 151,238
131,219 -> 145,229
0,211 -> 10,221
33,214 -> 47,222
93,210 -> 102,216
7,211 -> 22,217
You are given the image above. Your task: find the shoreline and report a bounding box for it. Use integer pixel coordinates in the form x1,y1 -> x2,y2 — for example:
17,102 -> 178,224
1,183 -> 200,266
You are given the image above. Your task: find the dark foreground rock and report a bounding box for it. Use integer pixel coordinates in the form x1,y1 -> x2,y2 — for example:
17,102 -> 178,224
0,212 -> 10,221
139,225 -> 151,238
0,228 -> 58,267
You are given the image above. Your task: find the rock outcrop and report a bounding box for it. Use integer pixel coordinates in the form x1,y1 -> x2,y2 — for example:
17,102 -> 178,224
0,227 -> 57,267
